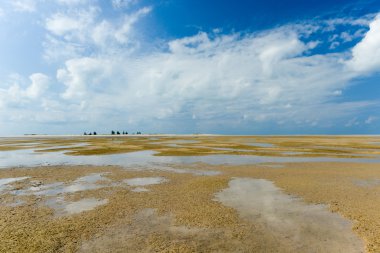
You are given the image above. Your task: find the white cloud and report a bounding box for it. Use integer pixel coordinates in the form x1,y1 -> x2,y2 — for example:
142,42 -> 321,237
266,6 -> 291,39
329,41 -> 340,49
92,6 -> 151,47
1,1 -> 379,134
345,117 -> 360,127
46,14 -> 83,36
54,28 -> 362,128
57,0 -> 89,5
340,32 -> 353,42
57,57 -> 116,99
112,0 -> 138,9
44,6 -> 151,61
258,33 -> 307,77
11,0 -> 37,12
26,73 -> 50,98
328,28 -> 367,49
0,73 -> 49,107
43,35 -> 86,61
348,14 -> 380,72
45,7 -> 98,39
365,116 -> 377,124
324,16 -> 373,30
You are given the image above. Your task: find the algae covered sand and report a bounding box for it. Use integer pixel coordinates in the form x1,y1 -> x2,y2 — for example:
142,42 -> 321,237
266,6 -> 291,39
1,135 -> 380,158
1,135 -> 380,252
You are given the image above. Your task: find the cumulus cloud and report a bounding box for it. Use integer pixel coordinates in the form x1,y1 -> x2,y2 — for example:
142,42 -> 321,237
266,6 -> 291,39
57,57 -> 117,99
26,73 -> 50,98
38,8 -> 380,132
54,29 -> 359,128
348,14 -> 380,72
0,73 -> 49,108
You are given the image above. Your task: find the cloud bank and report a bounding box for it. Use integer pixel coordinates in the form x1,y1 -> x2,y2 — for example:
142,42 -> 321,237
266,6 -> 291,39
0,1 -> 380,134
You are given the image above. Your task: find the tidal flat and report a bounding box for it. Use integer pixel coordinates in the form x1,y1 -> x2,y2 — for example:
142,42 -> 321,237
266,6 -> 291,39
1,135 -> 380,252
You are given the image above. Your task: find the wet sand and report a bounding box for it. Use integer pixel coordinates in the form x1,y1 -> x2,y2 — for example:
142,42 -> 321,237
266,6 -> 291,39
1,162 -> 379,252
1,135 -> 380,252
1,135 -> 380,158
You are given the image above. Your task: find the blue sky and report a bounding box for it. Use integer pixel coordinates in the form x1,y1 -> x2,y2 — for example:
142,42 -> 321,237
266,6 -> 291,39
0,0 -> 380,135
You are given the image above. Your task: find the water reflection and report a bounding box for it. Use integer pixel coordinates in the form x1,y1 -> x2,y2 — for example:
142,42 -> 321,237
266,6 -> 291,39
215,178 -> 364,252
45,197 -> 108,215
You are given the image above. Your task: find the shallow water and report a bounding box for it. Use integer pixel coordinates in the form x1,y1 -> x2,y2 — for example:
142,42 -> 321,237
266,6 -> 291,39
12,173 -> 109,196
5,172 -> 165,215
0,177 -> 30,186
260,164 -> 285,168
161,140 -> 199,144
1,148 -> 380,170
131,187 -> 149,192
35,143 -> 89,151
64,198 -> 108,214
0,177 -> 29,193
353,178 -> 380,187
5,173 -> 112,215
46,197 -> 108,215
39,181 -> 104,196
189,146 -> 252,152
6,199 -> 26,207
247,142 -> 275,148
124,177 -> 167,186
215,178 -> 364,252
75,173 -> 110,184
281,151 -> 306,155
26,182 -> 65,195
